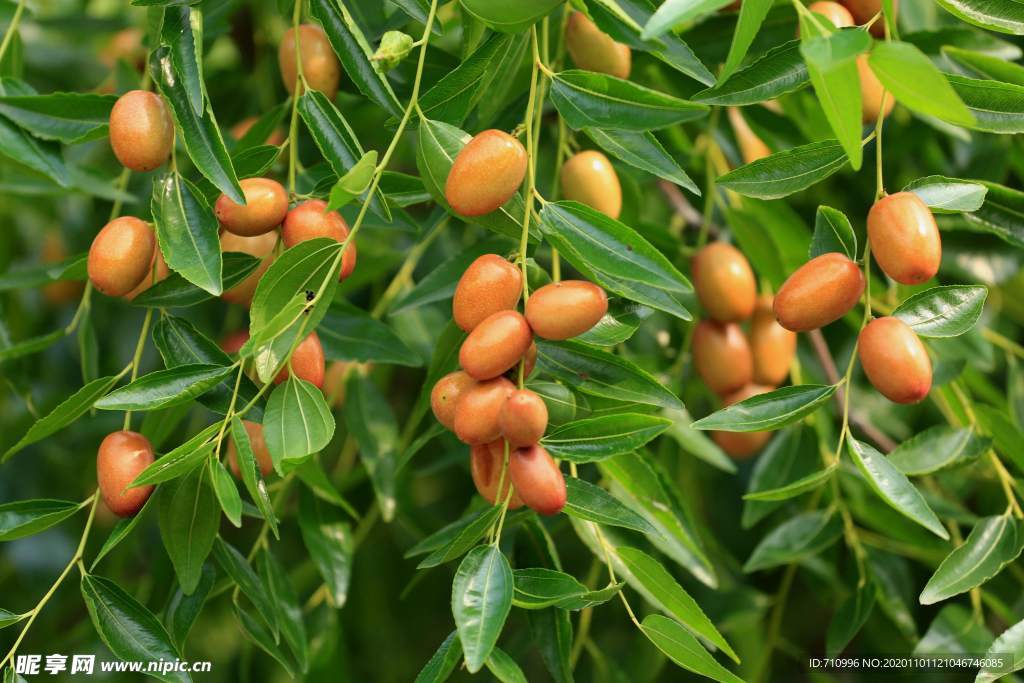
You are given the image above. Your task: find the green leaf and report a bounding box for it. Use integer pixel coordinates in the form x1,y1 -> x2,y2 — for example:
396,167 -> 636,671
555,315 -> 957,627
810,205 -> 857,260
574,301 -> 648,347
0,499 -> 81,541
892,285 -> 988,337
904,175 -> 988,214
693,41 -> 808,106
0,328 -> 67,363
639,614 -> 744,683
618,547 -> 737,663
943,46 -> 1024,86
418,33 -> 520,125
257,549 -> 309,673
343,373 -> 398,521
298,488 -> 354,607
149,46 -> 243,204
0,112 -> 69,187
538,201 -> 693,320
0,609 -> 26,630
131,252 -> 259,308
826,581 -> 877,655
868,41 -> 974,126
452,545 -> 513,674
965,180 -> 1024,248
888,426 -> 991,475
209,458 -> 242,527
415,630 -> 462,683
977,617 -> 1024,682
550,70 -> 708,131
717,139 -> 849,199
512,568 -> 621,610
232,600 -> 296,676
230,417 -> 279,537
415,506 -> 504,568
947,74 -> 1024,134
2,374 -> 119,462
459,0 -> 563,33
744,509 -> 843,572
642,0 -> 736,39
742,463 -> 838,501
309,0 -> 403,118
743,427 -> 820,527
263,378 -> 335,465
563,478 -> 656,534
158,469 -> 219,595
847,437 -> 949,540
129,423 -> 220,487
165,562 -> 214,651
542,413 -> 671,463
527,608 -> 574,683
80,573 -> 187,682
485,648 -> 527,683
933,0 -> 1024,35
318,301 -> 420,366
921,515 -> 1024,605
721,0 -> 774,81
162,6 -> 205,117
213,537 -> 279,637
91,495 -> 156,570
0,253 -> 86,292
583,128 -> 699,193
152,173 -> 222,296
692,384 -> 837,432
801,29 -> 870,169
0,88 -> 115,143
326,150 -> 377,212
536,340 -> 684,410
96,364 -> 235,411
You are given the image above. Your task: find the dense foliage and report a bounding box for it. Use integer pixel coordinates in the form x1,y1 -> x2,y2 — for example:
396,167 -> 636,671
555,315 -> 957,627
2,0 -> 1024,681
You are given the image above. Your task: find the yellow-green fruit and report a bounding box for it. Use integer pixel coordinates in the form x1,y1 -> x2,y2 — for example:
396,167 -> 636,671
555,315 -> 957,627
858,55 -> 895,123
279,24 -> 341,99
728,107 -> 771,165
282,199 -> 356,280
470,440 -> 523,509
88,216 -> 156,297
565,11 -> 631,79
227,420 -> 274,478
692,242 -> 757,323
220,230 -> 278,306
774,253 -> 865,332
858,316 -> 932,404
215,178 -> 289,237
453,254 -> 523,332
525,281 -> 608,340
109,90 -> 174,172
445,129 -> 527,217
431,370 -> 477,431
692,320 -> 753,396
867,191 -> 941,285
459,310 -> 533,380
712,384 -> 773,458
560,150 -> 622,219
749,295 -> 797,386
499,389 -> 548,448
454,377 -> 515,445
96,430 -> 154,517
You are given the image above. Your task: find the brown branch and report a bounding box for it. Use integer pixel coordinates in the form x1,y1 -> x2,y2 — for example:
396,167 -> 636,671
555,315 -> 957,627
658,180 -> 719,239
808,329 -> 898,453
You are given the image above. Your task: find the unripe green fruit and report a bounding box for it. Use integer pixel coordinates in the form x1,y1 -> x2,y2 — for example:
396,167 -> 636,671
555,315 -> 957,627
808,1 -> 854,27
216,178 -> 289,237
445,129 -> 527,217
453,254 -> 523,332
560,150 -> 622,219
123,246 -> 169,301
525,281 -> 608,340
858,316 -> 932,404
509,444 -> 567,515
728,107 -> 770,165
279,24 -> 341,100
454,377 -> 515,445
88,216 -> 157,297
712,384 -> 773,458
227,419 -> 273,478
282,199 -> 357,280
275,331 -> 326,389
565,11 -> 631,79
867,191 -> 941,285
431,370 -> 477,431
692,320 -> 753,396
774,253 -> 865,332
96,430 -> 154,517
499,389 -> 548,448
843,0 -> 893,37
459,310 -> 533,380
109,90 -> 174,172
749,295 -> 797,387
692,242 -> 757,323
470,440 -> 523,508
220,229 -> 278,306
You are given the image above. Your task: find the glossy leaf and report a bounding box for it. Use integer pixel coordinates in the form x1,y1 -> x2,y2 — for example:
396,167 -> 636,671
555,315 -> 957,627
318,301 -> 420,366
415,506 -> 503,568
888,425 -> 991,475
129,423 -> 220,488
826,581 -> 877,655
0,88 -> 115,143
414,631 -> 462,683
810,205 -> 857,259
563,478 -> 656,534
742,463 -> 838,501
209,458 -> 242,527
152,173 -> 222,296
965,180 -> 1024,248
452,545 -> 513,673
213,537 -> 279,636
91,496 -> 156,570
948,75 -> 1024,134
920,515 -> 1024,604
744,509 -> 843,572
692,384 -> 837,432
542,413 -> 671,463
639,614 -> 744,683
512,568 -> 621,610
550,70 -> 708,131
717,139 -> 849,199
165,563 -> 214,651
904,175 -> 988,214
343,373 -> 399,521
131,252 -> 259,308
933,0 -> 1024,35
892,285 -> 988,337
583,128 -> 699,193
693,41 -> 808,106
642,0 -> 736,39
158,469 -> 219,595
0,499 -> 81,541
977,618 -> 1024,682
298,488 -> 354,607
263,378 -> 335,464
96,364 -> 235,411
721,0 -> 774,81
868,41 -> 974,126
801,29 -> 869,169
418,33 -> 519,125
459,0 -> 563,33
230,417 -> 279,537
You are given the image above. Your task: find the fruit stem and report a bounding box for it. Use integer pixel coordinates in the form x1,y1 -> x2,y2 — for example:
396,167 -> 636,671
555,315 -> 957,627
0,0 -> 26,65
122,307 -> 154,431
286,0 -> 304,195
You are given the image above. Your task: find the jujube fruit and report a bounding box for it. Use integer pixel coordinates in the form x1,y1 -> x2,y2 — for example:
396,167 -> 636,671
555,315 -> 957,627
858,55 -> 894,123
453,377 -> 515,445
843,0 -> 893,37
220,230 -> 278,305
96,430 -> 155,517
220,330 -> 250,355
749,295 -> 797,387
123,245 -> 170,301
712,384 -> 773,458
324,361 -> 352,408
470,440 -> 523,509
100,28 -> 145,70
445,129 -> 527,217
565,11 -> 631,79
867,191 -> 941,285
109,90 -> 174,172
231,116 -> 286,146
808,1 -> 854,27
431,370 -> 477,430
453,254 -> 523,332
692,320 -> 753,396
227,420 -> 274,478
459,310 -> 533,380
88,216 -> 157,297
216,177 -> 289,237
692,242 -> 757,323
728,107 -> 771,165
560,150 -> 622,220
774,253 -> 865,332
282,199 -> 357,280
275,331 -> 326,388
509,444 -> 567,515
858,316 -> 932,404
525,281 -> 608,340
499,389 -> 548,448
279,24 -> 341,99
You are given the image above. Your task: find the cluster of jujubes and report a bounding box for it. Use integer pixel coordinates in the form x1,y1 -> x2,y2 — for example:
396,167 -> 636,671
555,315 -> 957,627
430,254 -> 608,515
692,243 -> 797,458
